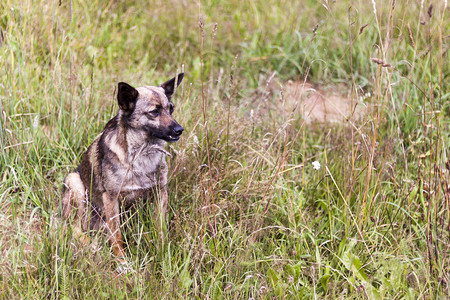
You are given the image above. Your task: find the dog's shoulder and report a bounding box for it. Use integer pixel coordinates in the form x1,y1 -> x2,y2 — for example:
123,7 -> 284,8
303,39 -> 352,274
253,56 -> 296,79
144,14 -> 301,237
97,115 -> 129,163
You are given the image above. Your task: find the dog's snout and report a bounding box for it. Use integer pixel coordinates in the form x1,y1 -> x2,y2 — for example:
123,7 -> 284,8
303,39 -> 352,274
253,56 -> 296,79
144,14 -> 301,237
173,125 -> 184,136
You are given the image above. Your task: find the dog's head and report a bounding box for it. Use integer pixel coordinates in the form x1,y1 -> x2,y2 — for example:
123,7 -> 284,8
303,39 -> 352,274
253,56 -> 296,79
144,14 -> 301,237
117,73 -> 184,142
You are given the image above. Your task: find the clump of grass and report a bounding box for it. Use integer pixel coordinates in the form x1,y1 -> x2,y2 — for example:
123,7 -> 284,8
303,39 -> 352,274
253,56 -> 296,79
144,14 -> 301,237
0,0 -> 448,298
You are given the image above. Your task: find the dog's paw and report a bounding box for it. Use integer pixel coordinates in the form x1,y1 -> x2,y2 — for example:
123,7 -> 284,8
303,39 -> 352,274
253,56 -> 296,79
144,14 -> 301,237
116,259 -> 135,275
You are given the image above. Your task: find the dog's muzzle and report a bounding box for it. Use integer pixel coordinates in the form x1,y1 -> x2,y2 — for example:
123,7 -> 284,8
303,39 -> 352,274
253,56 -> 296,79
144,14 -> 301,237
166,124 -> 184,142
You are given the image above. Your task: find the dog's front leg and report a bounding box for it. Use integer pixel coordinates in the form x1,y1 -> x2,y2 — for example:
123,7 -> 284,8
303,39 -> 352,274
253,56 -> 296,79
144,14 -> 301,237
102,192 -> 125,260
155,159 -> 169,237
62,172 -> 89,244
156,186 -> 168,220
155,185 -> 168,242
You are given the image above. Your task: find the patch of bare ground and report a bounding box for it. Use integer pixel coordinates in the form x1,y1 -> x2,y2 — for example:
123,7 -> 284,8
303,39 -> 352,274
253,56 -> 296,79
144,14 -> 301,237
254,78 -> 365,123
285,81 -> 364,123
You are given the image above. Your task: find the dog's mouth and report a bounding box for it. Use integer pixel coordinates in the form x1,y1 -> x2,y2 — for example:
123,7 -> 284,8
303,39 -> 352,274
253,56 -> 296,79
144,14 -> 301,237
149,133 -> 181,142
166,135 -> 180,142
147,124 -> 183,142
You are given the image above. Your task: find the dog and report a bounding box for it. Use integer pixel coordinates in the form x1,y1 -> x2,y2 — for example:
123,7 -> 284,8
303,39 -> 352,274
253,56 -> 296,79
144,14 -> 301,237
61,73 -> 184,260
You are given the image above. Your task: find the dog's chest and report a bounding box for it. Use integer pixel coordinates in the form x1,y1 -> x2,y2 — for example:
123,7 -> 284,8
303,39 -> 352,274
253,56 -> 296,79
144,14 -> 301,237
104,146 -> 164,195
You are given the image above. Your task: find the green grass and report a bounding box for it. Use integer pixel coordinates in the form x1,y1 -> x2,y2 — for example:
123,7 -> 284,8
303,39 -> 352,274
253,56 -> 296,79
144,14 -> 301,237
1,0 -> 449,298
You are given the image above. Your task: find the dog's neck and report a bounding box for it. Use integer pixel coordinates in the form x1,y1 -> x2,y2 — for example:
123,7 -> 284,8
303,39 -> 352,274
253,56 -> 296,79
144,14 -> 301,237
127,129 -> 165,153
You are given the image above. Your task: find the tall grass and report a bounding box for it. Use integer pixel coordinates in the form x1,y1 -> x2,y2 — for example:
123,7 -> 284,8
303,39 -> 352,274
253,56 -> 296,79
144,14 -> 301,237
0,0 -> 448,298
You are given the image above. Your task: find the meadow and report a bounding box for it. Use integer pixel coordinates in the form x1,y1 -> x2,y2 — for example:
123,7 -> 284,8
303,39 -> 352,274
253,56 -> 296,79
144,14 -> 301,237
0,0 -> 448,298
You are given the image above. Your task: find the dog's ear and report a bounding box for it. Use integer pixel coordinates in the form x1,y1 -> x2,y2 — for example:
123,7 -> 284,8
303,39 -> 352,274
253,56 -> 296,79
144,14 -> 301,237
117,82 -> 139,112
160,73 -> 184,100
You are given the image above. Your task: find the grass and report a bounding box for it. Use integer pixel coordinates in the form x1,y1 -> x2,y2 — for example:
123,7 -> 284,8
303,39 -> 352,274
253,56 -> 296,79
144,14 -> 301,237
0,0 -> 449,298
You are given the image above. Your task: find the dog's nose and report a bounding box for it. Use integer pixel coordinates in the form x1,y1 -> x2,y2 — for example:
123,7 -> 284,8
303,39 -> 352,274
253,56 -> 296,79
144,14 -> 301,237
173,125 -> 184,136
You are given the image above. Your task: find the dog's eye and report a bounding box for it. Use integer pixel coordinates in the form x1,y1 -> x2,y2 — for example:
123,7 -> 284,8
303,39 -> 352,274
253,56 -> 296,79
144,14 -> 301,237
169,105 -> 174,115
148,109 -> 160,117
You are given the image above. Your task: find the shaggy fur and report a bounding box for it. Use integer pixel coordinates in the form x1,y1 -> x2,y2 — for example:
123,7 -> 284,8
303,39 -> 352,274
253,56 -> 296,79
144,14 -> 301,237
62,73 -> 184,259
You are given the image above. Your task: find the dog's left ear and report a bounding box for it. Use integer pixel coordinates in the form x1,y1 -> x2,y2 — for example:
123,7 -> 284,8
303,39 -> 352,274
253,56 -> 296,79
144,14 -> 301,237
118,82 -> 139,113
160,73 -> 184,100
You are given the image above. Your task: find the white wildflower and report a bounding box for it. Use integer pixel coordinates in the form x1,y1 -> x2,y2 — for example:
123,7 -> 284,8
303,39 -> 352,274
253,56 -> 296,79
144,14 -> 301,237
32,115 -> 39,130
193,135 -> 199,148
312,161 -> 321,170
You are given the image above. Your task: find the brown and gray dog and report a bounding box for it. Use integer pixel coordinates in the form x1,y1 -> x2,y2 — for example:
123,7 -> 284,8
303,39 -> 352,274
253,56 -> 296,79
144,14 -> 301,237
61,73 -> 184,260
